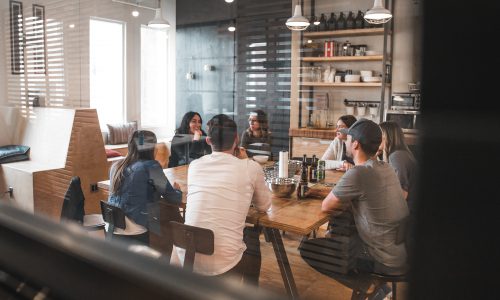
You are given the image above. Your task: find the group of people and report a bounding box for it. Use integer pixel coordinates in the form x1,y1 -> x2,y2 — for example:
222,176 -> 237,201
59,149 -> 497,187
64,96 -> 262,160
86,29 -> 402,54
168,109 -> 272,168
105,109 -> 417,295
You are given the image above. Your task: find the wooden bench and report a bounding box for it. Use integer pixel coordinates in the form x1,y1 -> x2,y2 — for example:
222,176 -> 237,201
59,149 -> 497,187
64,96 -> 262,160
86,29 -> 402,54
0,107 -> 108,219
104,139 -> 172,169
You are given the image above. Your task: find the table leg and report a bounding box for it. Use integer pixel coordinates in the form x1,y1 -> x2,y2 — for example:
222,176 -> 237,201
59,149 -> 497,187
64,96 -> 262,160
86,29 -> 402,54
264,227 -> 299,299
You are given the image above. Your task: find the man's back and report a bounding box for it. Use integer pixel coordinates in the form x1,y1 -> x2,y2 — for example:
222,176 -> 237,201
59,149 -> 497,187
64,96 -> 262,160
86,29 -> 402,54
333,159 -> 409,268
178,152 -> 270,275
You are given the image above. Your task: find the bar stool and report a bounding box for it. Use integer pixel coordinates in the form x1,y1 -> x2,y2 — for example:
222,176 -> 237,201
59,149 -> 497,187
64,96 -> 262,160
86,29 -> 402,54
169,221 -> 214,272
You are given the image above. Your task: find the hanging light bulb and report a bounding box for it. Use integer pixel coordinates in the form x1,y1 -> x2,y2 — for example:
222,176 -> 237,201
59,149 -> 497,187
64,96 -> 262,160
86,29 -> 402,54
148,0 -> 170,29
132,10 -> 139,17
364,0 -> 392,24
225,0 -> 234,3
228,20 -> 236,32
286,4 -> 310,31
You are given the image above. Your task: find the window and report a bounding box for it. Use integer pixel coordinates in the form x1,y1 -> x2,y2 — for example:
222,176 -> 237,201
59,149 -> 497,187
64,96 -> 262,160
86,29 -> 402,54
89,18 -> 125,129
140,25 -> 168,128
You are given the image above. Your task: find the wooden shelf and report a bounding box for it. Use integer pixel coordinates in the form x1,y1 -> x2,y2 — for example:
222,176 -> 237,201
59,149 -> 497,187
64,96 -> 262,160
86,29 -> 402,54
301,82 -> 388,87
302,55 -> 384,62
303,28 -> 386,39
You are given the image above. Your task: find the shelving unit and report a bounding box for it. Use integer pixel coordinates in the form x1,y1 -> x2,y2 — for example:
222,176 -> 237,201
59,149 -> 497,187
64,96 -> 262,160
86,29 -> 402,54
295,1 -> 394,129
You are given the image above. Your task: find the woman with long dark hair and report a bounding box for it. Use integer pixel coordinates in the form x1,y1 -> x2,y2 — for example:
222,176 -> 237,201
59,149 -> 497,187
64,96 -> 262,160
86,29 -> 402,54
168,111 -> 211,168
379,121 -> 417,211
240,109 -> 272,158
108,130 -> 182,245
321,114 -> 357,170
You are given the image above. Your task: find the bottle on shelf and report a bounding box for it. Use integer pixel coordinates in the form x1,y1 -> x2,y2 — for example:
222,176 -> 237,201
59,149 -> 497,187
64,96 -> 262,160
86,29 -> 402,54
298,155 -> 309,199
318,13 -> 328,31
309,15 -> 318,32
327,12 -> 337,31
336,12 -> 346,30
342,40 -> 351,56
317,160 -> 325,183
346,11 -> 355,30
354,10 -> 365,29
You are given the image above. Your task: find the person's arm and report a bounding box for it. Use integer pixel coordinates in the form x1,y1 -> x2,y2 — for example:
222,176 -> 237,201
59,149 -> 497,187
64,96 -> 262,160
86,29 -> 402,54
240,131 -> 249,148
322,138 -> 344,169
250,162 -> 271,212
321,191 -> 343,212
148,163 -> 182,205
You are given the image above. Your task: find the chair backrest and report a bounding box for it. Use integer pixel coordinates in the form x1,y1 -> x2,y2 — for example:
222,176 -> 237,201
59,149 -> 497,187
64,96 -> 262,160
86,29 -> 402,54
60,176 -> 85,223
148,202 -> 184,259
100,201 -> 126,238
169,221 -> 214,272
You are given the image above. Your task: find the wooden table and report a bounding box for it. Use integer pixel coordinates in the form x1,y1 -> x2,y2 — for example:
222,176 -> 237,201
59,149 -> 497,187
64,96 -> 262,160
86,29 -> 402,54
98,165 -> 344,299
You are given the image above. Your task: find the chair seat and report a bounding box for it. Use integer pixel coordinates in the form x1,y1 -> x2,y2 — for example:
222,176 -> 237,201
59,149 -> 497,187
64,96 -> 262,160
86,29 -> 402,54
83,214 -> 105,230
369,271 -> 407,282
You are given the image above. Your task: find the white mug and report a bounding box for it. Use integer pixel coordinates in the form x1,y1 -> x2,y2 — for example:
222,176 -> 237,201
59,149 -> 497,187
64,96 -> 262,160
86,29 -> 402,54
334,75 -> 342,83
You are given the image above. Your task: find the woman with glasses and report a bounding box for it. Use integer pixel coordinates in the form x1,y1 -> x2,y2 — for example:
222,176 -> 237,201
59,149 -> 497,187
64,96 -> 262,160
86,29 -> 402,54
108,130 -> 182,245
240,109 -> 272,158
321,115 -> 357,170
168,111 -> 212,168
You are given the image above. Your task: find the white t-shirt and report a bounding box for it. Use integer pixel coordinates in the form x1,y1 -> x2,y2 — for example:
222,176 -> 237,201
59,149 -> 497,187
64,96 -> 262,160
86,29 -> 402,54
173,152 -> 271,276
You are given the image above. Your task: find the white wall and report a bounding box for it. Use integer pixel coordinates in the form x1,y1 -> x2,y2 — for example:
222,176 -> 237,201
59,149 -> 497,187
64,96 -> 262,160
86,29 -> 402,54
0,0 -> 176,139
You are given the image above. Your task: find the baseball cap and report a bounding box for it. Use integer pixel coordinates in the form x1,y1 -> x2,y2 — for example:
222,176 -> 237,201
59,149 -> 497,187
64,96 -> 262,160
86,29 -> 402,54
345,118 -> 382,148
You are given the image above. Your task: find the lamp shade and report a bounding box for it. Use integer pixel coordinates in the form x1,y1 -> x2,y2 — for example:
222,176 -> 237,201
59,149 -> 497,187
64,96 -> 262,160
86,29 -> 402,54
286,4 -> 310,31
364,0 -> 392,24
148,8 -> 170,29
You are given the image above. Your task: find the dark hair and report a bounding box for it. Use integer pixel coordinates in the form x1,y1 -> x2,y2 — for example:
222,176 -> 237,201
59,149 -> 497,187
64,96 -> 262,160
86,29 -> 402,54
176,111 -> 203,134
338,115 -> 357,128
379,121 -> 415,162
110,130 -> 157,194
247,109 -> 270,137
207,114 -> 237,151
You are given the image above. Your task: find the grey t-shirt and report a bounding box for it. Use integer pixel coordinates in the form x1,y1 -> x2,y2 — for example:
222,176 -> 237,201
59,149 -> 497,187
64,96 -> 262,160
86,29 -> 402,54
333,159 -> 409,268
389,150 -> 417,214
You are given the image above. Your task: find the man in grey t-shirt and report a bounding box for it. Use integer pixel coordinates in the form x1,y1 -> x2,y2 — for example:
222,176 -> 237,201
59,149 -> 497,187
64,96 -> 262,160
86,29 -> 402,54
322,118 -> 409,273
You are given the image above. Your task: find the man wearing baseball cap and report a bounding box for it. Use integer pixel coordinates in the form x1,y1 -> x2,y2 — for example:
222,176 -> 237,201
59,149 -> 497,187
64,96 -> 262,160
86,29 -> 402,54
322,118 -> 410,296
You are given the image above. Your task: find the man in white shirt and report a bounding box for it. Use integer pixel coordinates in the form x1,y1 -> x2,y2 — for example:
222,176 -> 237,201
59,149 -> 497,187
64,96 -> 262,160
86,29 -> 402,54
175,114 -> 271,284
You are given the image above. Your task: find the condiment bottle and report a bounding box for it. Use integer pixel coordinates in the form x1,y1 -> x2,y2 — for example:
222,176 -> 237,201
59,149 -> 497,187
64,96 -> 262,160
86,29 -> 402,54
318,13 -> 328,31
297,157 -> 309,199
317,160 -> 326,183
309,154 -> 318,183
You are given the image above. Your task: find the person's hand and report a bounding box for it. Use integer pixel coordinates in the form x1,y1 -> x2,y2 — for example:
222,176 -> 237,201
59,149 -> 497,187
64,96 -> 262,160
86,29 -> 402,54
235,147 -> 248,159
193,129 -> 202,141
343,161 -> 354,170
173,182 -> 181,190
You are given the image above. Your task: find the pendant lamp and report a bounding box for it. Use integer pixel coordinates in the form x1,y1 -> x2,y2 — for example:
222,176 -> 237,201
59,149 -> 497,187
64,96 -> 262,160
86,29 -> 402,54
286,3 -> 310,31
148,0 -> 170,29
364,0 -> 392,24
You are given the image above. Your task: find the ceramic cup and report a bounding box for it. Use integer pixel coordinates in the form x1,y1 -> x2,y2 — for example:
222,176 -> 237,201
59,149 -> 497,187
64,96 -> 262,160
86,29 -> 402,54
369,106 -> 378,115
335,75 -> 342,83
357,106 -> 366,115
345,106 -> 354,114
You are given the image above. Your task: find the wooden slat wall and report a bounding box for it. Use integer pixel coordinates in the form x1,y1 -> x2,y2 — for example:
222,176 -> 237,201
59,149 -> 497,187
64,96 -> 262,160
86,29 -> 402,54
33,108 -> 108,218
235,0 -> 292,157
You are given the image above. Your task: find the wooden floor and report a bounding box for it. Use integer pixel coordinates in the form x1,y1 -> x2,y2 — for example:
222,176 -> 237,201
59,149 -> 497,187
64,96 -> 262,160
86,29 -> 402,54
257,225 -> 408,300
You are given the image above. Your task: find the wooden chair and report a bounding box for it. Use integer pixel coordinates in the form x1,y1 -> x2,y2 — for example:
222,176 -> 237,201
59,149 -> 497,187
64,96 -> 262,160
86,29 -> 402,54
60,176 -> 105,231
100,200 -> 149,245
169,221 -> 214,272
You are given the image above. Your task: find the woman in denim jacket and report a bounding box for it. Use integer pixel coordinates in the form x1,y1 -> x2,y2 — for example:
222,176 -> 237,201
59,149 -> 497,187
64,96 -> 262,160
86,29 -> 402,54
108,130 -> 182,244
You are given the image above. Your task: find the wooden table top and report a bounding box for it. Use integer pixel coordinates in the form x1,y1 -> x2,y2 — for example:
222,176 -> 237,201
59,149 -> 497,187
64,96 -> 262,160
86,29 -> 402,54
98,164 -> 345,236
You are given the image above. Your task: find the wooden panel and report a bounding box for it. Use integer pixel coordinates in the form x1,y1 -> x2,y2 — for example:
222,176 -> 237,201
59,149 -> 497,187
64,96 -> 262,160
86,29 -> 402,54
303,28 -> 386,38
33,109 -> 108,219
302,55 -> 384,62
291,137 -> 331,158
289,128 -> 336,139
